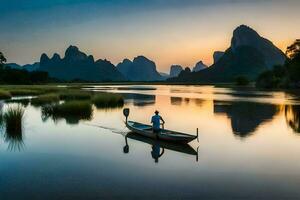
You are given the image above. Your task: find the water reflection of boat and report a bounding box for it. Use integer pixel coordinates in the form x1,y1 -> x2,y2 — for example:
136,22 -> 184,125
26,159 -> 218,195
123,108 -> 198,143
124,132 -> 198,162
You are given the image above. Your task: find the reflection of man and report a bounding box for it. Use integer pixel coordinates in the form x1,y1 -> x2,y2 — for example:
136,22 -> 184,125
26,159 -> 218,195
151,110 -> 165,138
151,142 -> 164,163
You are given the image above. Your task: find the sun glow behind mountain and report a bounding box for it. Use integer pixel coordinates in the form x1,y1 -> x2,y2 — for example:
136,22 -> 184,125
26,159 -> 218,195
0,0 -> 299,72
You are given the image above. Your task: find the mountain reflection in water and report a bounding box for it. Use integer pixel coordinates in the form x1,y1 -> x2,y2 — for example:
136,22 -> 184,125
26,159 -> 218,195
214,101 -> 278,137
123,93 -> 156,107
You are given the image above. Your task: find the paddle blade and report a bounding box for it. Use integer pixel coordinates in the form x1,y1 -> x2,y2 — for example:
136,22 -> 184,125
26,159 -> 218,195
123,108 -> 130,117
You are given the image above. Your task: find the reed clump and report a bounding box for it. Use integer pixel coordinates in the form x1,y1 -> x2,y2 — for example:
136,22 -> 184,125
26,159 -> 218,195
31,93 -> 60,106
92,93 -> 124,108
34,86 -> 64,94
0,85 -> 66,97
0,90 -> 12,99
3,105 -> 25,136
59,91 -> 92,101
5,98 -> 30,107
42,101 -> 93,123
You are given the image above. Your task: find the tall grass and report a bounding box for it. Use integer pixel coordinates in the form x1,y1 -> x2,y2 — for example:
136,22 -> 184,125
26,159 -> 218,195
8,89 -> 42,96
0,86 -> 66,97
33,86 -> 64,94
0,90 -> 12,99
59,91 -> 92,101
42,101 -> 93,124
3,105 -> 25,138
5,98 -> 30,107
31,93 -> 60,106
92,93 -> 124,109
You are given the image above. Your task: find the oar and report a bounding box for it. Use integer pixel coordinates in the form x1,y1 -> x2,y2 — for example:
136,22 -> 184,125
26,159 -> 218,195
161,123 -> 165,130
196,146 -> 199,162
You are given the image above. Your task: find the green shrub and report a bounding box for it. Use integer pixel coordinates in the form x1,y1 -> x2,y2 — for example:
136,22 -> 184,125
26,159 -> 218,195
0,90 -> 12,99
31,93 -> 60,106
92,93 -> 124,108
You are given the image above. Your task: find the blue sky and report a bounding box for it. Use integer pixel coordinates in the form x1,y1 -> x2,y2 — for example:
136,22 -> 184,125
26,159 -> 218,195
0,0 -> 299,72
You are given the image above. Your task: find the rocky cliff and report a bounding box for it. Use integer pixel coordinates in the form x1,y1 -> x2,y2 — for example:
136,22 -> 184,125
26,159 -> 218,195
117,56 -> 162,81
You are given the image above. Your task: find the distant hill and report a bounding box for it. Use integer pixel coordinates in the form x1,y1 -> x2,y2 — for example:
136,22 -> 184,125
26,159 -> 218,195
23,62 -> 40,71
178,67 -> 192,77
5,62 -> 40,71
169,65 -> 183,77
168,25 -> 286,82
39,46 -> 125,81
192,61 -> 208,72
117,56 -> 163,81
159,72 -> 169,79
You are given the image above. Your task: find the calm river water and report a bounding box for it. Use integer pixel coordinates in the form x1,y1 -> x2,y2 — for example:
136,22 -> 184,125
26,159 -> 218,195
1,85 -> 300,199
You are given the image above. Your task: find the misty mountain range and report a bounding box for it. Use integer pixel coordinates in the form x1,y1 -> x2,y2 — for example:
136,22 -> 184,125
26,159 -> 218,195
5,25 -> 287,82
39,46 -> 125,82
7,46 -> 165,82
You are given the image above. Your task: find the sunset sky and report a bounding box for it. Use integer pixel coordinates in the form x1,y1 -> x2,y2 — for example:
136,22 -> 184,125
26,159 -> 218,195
0,0 -> 299,73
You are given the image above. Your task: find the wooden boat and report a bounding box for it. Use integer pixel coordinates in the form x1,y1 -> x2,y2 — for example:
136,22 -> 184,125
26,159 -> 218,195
123,108 -> 198,144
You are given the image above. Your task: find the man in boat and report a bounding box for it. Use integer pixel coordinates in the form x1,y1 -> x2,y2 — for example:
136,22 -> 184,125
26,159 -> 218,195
151,110 -> 165,138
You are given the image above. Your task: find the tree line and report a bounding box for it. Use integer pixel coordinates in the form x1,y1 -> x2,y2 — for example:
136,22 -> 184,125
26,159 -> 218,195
0,52 -> 51,84
256,39 -> 300,88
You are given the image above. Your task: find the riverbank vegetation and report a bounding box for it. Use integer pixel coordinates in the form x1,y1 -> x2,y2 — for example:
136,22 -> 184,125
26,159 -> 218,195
0,90 -> 12,99
235,76 -> 250,86
0,52 -> 51,84
256,40 -> 300,89
92,93 -> 124,109
31,94 -> 60,105
2,105 -> 25,137
0,85 -> 125,126
42,101 -> 93,124
0,105 -> 25,151
0,85 -> 63,96
59,91 -> 92,100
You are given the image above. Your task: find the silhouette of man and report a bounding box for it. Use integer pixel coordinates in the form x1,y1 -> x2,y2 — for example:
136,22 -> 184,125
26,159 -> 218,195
151,110 -> 165,138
